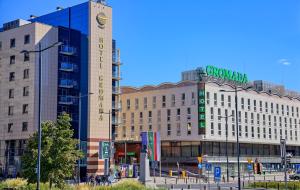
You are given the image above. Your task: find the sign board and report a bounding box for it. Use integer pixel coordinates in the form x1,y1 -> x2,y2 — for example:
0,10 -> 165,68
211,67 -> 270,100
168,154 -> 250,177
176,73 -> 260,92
99,141 -> 110,159
206,65 -> 248,84
214,166 -> 221,182
206,163 -> 212,171
247,164 -> 253,171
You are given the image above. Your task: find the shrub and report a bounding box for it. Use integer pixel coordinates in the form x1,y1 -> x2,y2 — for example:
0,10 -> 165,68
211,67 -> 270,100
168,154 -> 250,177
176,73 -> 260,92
1,178 -> 28,189
249,181 -> 300,190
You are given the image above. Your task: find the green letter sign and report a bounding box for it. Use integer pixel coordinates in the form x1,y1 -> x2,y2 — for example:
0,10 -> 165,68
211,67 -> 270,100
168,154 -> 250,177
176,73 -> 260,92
206,65 -> 248,84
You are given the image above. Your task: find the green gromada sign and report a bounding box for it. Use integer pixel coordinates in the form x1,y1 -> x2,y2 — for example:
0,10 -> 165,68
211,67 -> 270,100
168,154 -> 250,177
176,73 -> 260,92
206,65 -> 248,84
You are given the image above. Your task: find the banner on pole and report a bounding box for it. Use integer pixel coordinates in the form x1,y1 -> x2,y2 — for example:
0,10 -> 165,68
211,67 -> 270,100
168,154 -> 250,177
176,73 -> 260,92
140,131 -> 160,161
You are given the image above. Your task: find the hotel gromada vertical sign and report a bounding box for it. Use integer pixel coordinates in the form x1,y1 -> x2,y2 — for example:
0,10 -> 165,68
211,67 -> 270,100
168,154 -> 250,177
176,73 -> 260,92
96,12 -> 107,121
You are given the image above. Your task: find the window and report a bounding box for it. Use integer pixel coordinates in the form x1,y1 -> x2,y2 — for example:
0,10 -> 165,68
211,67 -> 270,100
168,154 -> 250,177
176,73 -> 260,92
265,102 -> 268,113
139,112 -> 143,124
206,92 -> 210,104
232,124 -> 235,136
251,126 -> 254,138
191,92 -> 196,105
8,106 -> 14,115
130,126 -> 135,135
221,94 -> 224,106
232,110 -> 235,122
122,113 -> 126,123
23,86 -> 29,96
10,38 -> 15,48
135,98 -> 139,110
297,107 -> 299,117
126,99 -> 130,110
274,116 -> 277,126
10,55 -> 15,65
0,41 -> 2,50
130,112 -> 134,124
292,106 -> 294,117
281,105 -> 284,115
245,112 -> 248,123
276,104 -> 279,114
22,122 -> 28,131
148,111 -> 152,123
247,99 -> 251,110
167,124 -> 171,136
187,107 -> 191,115
176,123 -> 181,136
144,97 -> 147,109
271,103 -> 274,113
162,95 -> 166,107
241,98 -> 244,109
9,72 -> 15,81
245,126 -> 248,138
24,34 -> 30,44
257,114 -> 260,125
181,93 -> 185,106
9,89 -> 14,99
263,128 -> 266,138
251,113 -> 254,124
253,100 -> 257,112
187,122 -> 192,135
218,123 -> 221,135
214,93 -> 217,106
171,94 -> 175,107
176,109 -> 180,121
263,114 -> 266,125
228,95 -> 231,107
259,101 -> 262,112
24,52 -> 30,61
210,123 -> 214,135
218,108 -> 221,121
149,125 -> 152,131
287,105 -> 289,116
139,125 -> 143,131
157,110 -> 161,122
167,109 -> 171,122
8,123 -> 13,133
239,125 -> 242,137
23,104 -> 28,114
274,128 -> 277,140
23,69 -> 29,79
238,111 -> 241,123
152,96 -> 156,108
210,107 -> 214,120
257,127 -> 260,138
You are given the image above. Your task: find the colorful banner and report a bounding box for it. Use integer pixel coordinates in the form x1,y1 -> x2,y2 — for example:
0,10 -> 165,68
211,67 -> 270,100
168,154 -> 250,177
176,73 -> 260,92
140,131 -> 160,161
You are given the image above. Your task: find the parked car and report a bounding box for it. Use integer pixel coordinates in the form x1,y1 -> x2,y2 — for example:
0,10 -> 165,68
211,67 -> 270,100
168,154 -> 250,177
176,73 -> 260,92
289,173 -> 300,180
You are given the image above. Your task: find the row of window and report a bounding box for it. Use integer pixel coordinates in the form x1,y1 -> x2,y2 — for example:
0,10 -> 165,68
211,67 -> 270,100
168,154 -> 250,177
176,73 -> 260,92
8,104 -> 29,115
9,69 -> 30,81
9,53 -> 30,64
0,35 -> 31,50
8,86 -> 30,98
119,122 -> 193,139
210,108 -> 300,128
124,92 -> 196,110
122,108 -> 192,125
7,122 -> 28,133
207,92 -> 300,117
210,122 -> 298,141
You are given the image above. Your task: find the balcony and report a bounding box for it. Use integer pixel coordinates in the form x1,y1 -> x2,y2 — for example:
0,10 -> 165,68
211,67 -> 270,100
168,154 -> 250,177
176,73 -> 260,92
112,71 -> 121,80
58,96 -> 78,105
112,101 -> 121,110
112,86 -> 121,94
112,116 -> 119,125
59,62 -> 78,72
59,45 -> 77,56
59,79 -> 77,88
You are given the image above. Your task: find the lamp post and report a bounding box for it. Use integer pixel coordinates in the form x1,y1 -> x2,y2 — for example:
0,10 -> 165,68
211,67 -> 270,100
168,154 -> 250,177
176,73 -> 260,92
220,85 -> 252,190
21,41 -> 62,190
219,112 -> 233,182
100,110 -> 112,171
76,92 -> 93,183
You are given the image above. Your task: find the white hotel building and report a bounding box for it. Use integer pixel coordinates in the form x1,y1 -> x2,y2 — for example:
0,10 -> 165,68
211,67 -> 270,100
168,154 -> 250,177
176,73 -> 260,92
117,67 -> 300,172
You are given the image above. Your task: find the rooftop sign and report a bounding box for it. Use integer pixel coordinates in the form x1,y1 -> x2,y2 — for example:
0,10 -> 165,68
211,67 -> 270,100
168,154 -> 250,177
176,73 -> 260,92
206,65 -> 248,84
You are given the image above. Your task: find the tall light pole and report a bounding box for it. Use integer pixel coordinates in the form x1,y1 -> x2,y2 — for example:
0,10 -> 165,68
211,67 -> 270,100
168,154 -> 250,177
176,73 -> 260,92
100,110 -> 112,172
219,112 -> 233,182
220,85 -> 252,190
77,92 -> 93,183
21,41 -> 62,190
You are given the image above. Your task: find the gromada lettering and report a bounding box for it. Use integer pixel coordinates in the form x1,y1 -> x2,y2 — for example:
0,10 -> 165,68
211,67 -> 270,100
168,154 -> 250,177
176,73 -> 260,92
206,65 -> 248,84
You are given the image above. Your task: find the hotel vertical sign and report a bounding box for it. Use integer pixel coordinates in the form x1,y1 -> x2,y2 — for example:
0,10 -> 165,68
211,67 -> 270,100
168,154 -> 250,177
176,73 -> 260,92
198,82 -> 206,134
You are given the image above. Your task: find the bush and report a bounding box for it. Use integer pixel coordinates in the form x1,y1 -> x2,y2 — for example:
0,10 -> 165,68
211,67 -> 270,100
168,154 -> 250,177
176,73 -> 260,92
1,178 -> 28,189
249,181 -> 300,190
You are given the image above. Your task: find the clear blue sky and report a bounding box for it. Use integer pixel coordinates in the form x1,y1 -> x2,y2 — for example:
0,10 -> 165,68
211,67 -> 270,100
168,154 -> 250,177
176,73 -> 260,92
1,0 -> 300,91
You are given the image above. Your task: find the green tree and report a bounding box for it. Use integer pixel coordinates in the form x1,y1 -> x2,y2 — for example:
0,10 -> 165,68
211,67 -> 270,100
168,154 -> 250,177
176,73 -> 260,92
21,113 -> 83,188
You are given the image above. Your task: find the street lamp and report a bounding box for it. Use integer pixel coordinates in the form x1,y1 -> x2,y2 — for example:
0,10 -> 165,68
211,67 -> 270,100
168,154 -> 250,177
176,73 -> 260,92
219,113 -> 233,182
76,92 -> 93,183
220,85 -> 252,190
21,41 -> 62,190
100,110 -> 112,173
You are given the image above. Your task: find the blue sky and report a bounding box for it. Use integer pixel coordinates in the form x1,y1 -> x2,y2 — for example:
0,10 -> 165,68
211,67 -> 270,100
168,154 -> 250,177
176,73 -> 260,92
1,0 -> 300,91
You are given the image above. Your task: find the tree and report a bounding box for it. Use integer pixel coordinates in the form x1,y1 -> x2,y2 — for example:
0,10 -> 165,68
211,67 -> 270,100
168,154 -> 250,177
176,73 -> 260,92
21,113 -> 83,188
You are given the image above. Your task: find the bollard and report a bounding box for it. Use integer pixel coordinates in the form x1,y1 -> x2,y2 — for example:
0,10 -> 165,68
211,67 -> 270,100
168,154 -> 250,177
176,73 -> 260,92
187,184 -> 191,189
154,177 -> 156,183
264,175 -> 265,181
217,185 -> 221,190
171,184 -> 174,189
230,187 -> 233,190
185,178 -> 187,184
